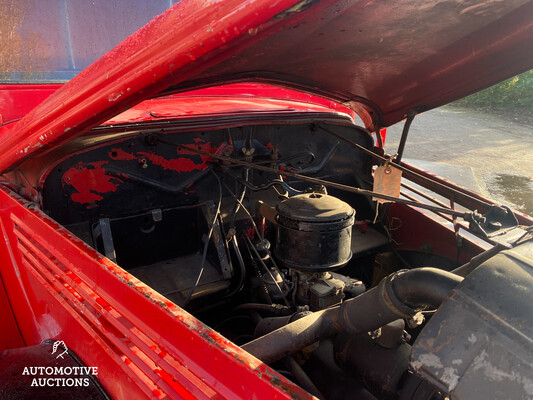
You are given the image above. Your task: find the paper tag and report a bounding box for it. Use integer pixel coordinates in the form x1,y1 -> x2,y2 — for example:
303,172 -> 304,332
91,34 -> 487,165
373,165 -> 402,203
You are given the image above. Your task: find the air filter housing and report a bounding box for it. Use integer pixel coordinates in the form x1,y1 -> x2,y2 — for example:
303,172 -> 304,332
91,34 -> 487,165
274,193 -> 355,271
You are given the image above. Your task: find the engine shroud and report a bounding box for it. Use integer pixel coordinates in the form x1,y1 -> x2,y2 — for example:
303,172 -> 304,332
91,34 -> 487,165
274,193 -> 355,271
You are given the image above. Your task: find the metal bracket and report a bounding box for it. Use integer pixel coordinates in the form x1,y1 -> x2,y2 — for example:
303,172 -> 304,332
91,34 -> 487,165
468,205 -> 521,247
92,218 -> 117,263
203,202 -> 232,279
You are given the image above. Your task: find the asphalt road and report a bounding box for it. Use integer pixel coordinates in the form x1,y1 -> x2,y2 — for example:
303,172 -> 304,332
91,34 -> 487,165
383,105 -> 533,216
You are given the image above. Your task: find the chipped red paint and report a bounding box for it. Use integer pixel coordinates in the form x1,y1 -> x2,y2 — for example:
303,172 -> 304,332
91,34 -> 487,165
109,148 -> 138,161
62,162 -> 122,204
139,153 -> 206,173
175,139 -> 218,158
110,147 -> 211,172
109,140 -> 219,173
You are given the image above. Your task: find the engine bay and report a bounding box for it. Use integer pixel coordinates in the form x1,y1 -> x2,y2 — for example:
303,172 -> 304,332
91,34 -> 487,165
42,122 -> 379,311
35,120 -> 532,399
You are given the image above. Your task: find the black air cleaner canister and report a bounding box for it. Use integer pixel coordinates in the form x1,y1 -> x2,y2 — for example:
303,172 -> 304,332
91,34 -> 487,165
275,193 -> 355,271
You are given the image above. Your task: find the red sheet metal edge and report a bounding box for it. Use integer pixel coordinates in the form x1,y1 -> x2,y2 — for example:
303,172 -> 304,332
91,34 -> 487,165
0,0 -> 308,173
0,185 -> 315,399
0,84 -> 62,127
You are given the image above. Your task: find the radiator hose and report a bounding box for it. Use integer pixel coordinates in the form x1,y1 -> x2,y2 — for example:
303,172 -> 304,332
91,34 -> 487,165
242,268 -> 462,364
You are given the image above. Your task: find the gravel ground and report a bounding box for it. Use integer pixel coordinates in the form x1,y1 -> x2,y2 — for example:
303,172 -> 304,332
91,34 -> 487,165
383,104 -> 533,216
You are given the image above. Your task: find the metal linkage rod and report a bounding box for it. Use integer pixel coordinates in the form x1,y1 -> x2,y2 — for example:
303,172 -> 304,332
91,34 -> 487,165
317,124 -> 491,208
157,137 -> 470,219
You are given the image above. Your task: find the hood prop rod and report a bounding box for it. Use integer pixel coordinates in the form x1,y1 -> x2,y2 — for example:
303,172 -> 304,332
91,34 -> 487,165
317,124 -> 492,209
395,110 -> 416,163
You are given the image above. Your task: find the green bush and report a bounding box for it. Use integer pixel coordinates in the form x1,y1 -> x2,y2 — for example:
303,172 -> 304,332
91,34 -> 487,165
458,69 -> 533,107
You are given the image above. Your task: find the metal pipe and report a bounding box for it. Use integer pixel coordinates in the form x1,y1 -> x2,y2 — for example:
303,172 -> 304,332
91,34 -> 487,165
242,268 -> 462,364
399,190 -> 454,223
396,111 -> 416,163
230,168 -> 249,228
401,182 -> 457,216
243,307 -> 340,363
375,126 -> 383,148
451,243 -> 504,277
106,164 -> 209,194
298,141 -> 339,174
389,268 -> 463,309
229,171 -> 302,196
221,236 -> 247,299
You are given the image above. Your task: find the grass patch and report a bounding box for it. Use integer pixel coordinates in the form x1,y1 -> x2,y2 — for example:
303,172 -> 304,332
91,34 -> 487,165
458,69 -> 533,108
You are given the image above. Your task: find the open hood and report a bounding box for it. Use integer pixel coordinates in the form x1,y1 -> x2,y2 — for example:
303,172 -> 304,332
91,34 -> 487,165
1,0 -> 533,172
178,0 -> 533,126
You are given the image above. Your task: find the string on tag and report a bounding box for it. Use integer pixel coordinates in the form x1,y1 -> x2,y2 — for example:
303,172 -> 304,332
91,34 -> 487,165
373,203 -> 380,224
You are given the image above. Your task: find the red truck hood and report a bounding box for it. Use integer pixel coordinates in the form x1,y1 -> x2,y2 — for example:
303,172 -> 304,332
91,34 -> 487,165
1,0 -> 533,172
